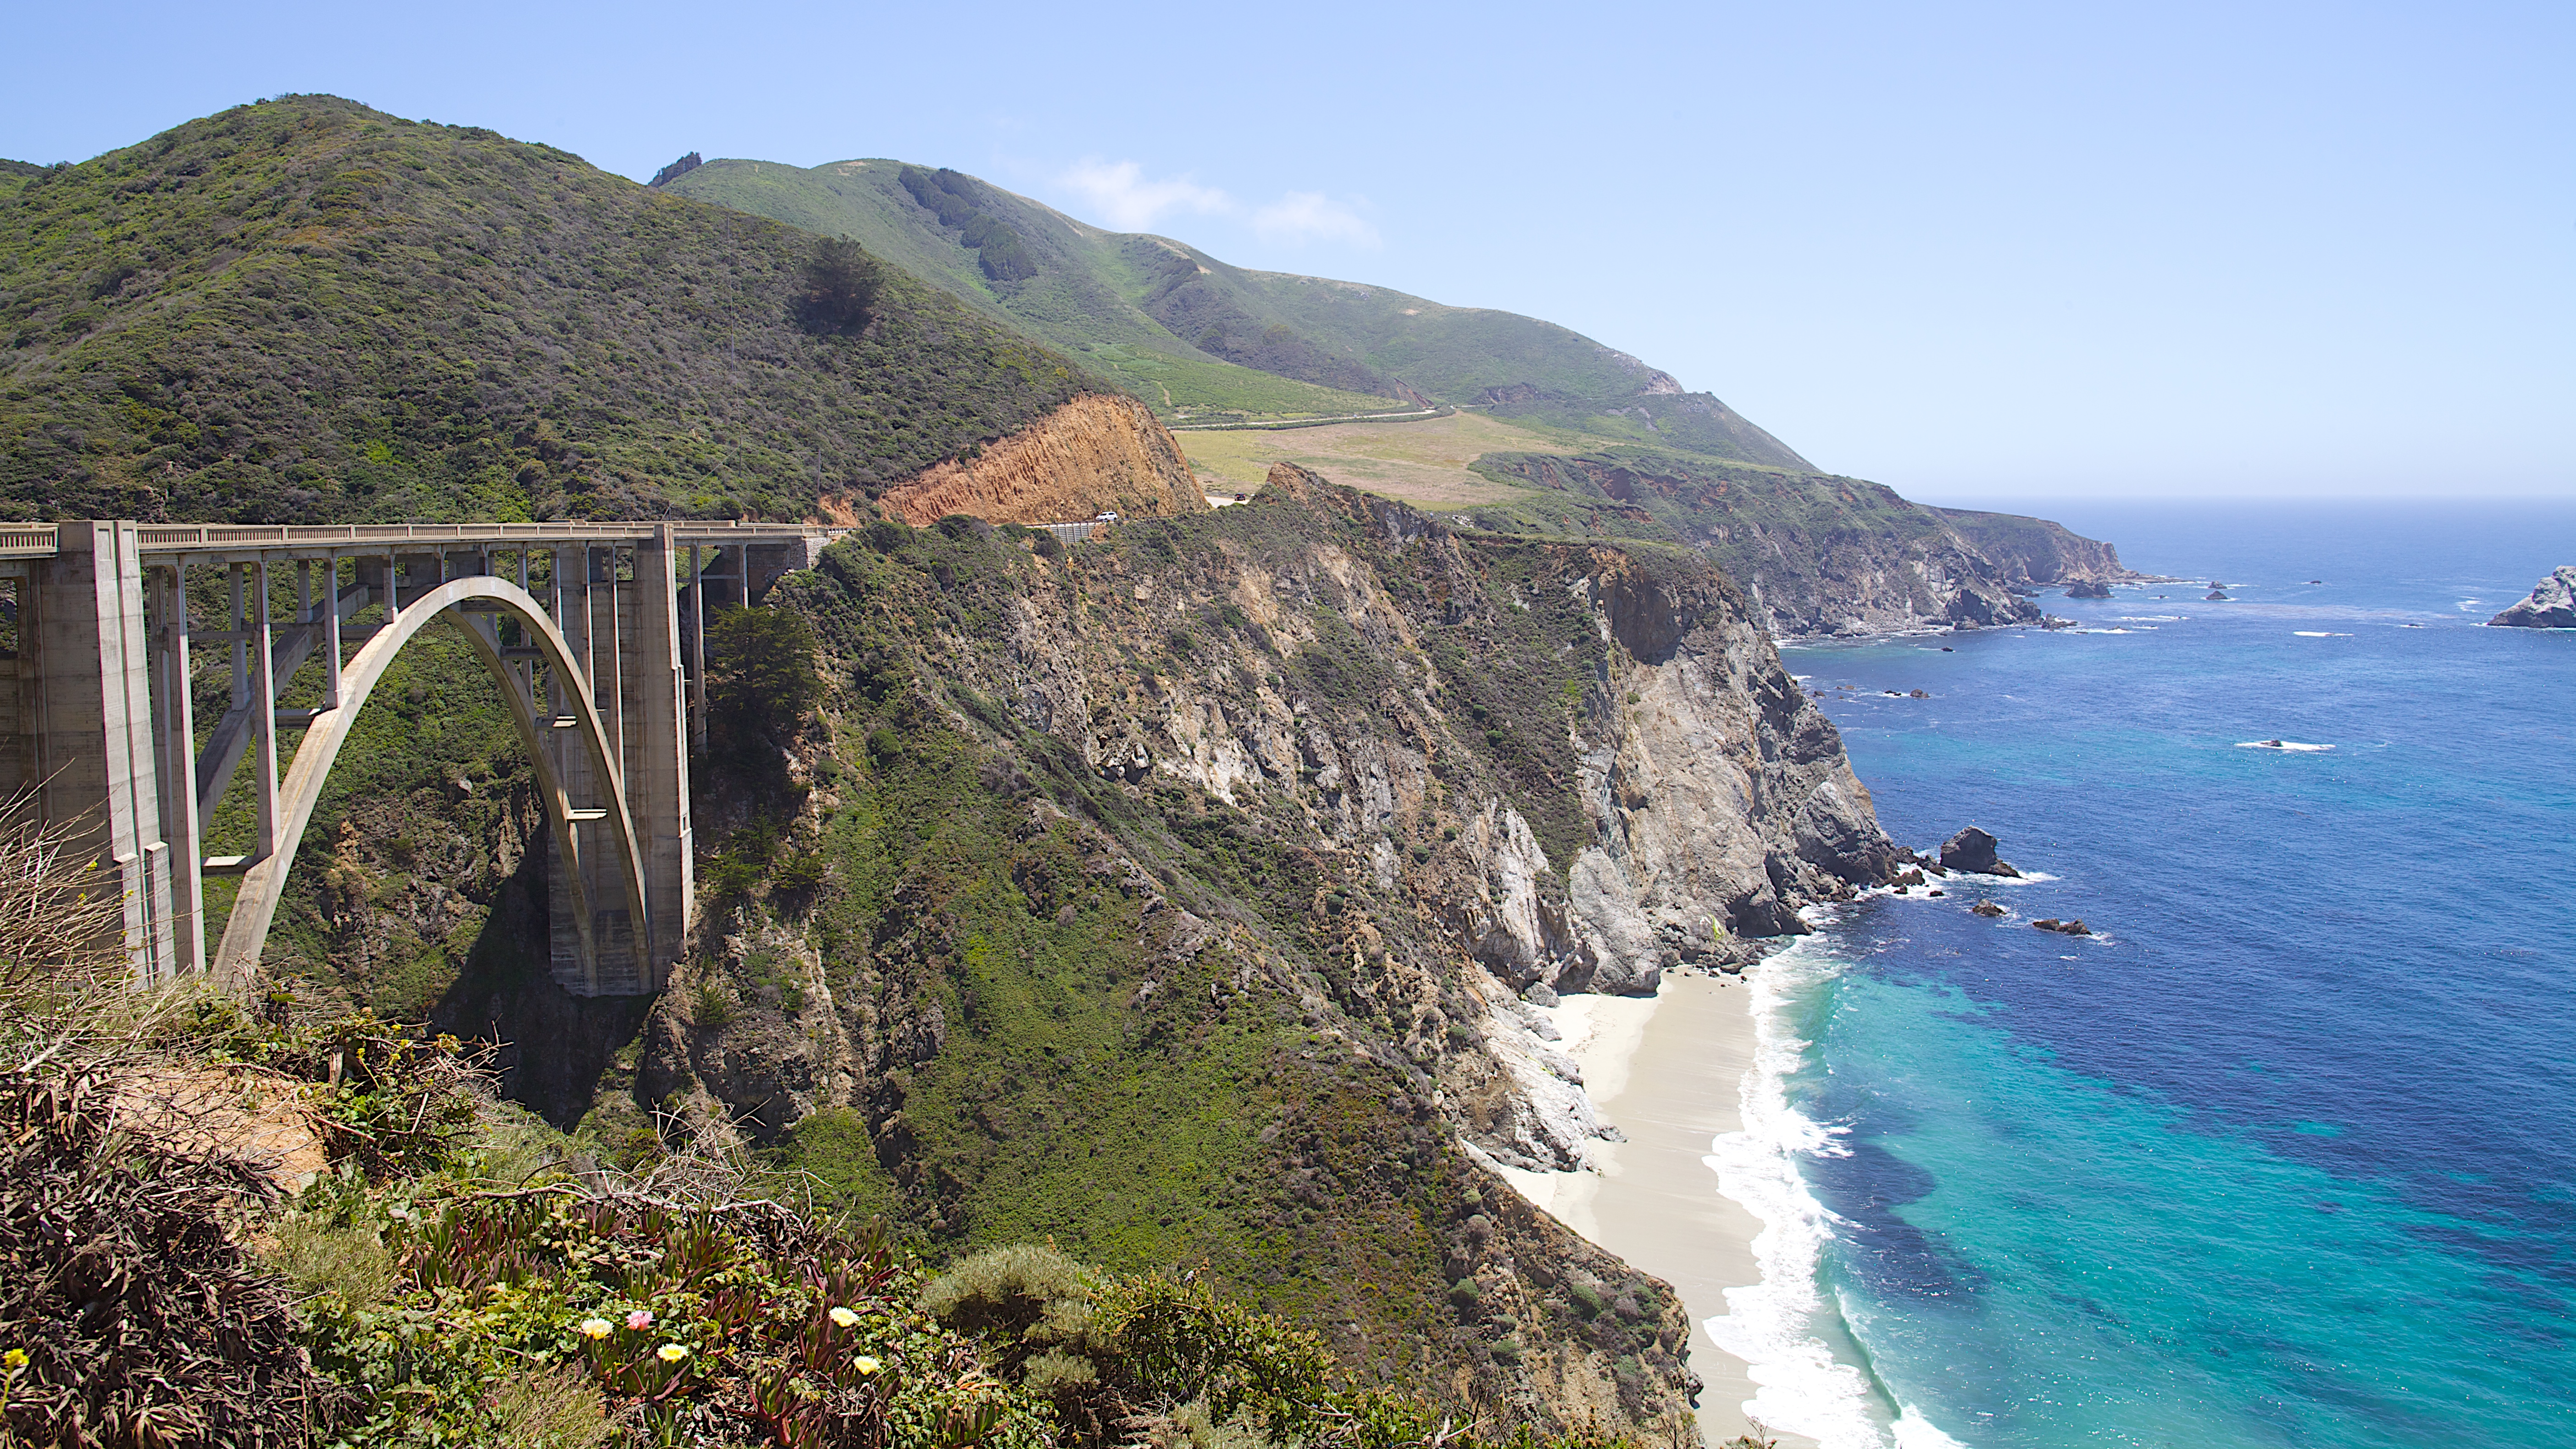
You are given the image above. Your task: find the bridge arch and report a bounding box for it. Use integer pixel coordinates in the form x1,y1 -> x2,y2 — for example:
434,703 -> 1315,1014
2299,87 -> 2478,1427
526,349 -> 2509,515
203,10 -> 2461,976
210,576 -> 652,988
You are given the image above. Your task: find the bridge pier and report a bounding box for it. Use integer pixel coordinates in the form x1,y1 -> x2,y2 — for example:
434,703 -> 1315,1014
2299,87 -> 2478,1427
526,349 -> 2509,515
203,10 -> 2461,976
10,523 -> 186,983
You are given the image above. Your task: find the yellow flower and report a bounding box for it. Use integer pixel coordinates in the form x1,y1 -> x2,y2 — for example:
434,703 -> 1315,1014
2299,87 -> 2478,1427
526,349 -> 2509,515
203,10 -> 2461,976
577,1318 -> 614,1340
828,1306 -> 860,1328
657,1344 -> 690,1364
2,1348 -> 26,1370
851,1355 -> 882,1376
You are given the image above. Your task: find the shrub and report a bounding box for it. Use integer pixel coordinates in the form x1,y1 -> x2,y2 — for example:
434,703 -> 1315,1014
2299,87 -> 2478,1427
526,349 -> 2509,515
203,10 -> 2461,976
294,1191 -> 1051,1449
0,1072 -> 352,1445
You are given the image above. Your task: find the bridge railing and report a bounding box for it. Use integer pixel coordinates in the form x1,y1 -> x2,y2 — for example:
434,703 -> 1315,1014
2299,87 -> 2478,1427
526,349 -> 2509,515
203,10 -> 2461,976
0,524 -> 59,557
130,521 -> 842,556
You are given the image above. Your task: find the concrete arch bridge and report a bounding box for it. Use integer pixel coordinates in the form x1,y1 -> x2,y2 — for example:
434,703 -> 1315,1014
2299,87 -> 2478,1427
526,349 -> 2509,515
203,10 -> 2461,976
0,521 -> 847,994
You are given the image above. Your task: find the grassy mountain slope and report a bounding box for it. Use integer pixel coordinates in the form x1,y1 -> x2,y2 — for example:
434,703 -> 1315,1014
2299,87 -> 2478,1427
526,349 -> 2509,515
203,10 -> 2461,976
662,158 -> 1411,422
0,97 -> 1095,523
659,157 -> 1811,467
647,151 -> 2139,635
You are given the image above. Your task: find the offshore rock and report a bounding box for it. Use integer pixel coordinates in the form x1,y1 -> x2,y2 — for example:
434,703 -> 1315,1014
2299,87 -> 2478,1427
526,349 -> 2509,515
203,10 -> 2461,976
2489,566 -> 2576,628
1940,826 -> 2021,877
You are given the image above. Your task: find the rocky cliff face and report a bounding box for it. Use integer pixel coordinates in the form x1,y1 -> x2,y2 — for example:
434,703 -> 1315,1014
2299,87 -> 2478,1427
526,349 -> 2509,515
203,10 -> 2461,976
1474,449 -> 2054,637
861,393 -> 1209,527
1931,506 -> 2136,587
634,464 -> 1903,1438
2490,566 -> 2576,628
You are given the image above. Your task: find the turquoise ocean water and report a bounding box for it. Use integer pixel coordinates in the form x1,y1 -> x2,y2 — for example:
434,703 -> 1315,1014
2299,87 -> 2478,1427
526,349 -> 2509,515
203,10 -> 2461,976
1705,503 -> 2576,1448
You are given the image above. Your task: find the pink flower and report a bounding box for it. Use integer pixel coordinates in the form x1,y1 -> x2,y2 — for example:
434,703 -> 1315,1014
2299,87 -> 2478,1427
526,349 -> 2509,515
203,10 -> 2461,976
626,1310 -> 655,1332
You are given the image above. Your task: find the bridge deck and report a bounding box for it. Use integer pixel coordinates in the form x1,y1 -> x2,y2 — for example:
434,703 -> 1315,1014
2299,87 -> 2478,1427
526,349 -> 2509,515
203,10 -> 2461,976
0,521 -> 850,561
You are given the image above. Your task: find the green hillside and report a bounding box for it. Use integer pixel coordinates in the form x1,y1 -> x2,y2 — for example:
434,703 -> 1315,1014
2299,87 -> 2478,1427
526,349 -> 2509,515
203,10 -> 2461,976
0,99 -> 1093,523
659,158 -> 1408,422
658,155 -> 1813,466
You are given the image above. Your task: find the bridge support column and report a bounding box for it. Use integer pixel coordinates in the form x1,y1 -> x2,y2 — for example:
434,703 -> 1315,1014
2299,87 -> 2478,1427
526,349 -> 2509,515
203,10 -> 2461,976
632,527 -> 691,982
25,523 -> 181,982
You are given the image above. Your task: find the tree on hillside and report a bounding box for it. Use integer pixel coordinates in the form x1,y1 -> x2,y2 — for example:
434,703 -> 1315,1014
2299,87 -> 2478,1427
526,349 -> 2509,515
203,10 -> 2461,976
705,605 -> 821,748
796,237 -> 882,335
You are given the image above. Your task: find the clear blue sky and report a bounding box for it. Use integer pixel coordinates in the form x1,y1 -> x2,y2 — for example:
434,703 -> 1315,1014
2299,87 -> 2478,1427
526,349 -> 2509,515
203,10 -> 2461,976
7,1 -> 2567,502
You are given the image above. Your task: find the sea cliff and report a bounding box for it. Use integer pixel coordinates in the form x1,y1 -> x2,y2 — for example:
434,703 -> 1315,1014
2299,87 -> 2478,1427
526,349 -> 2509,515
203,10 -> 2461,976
621,462 -> 1902,1434
1472,449 -> 2121,636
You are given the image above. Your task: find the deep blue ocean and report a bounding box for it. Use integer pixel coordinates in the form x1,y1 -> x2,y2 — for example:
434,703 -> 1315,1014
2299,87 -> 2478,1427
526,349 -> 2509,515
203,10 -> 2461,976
1718,503 -> 2576,1448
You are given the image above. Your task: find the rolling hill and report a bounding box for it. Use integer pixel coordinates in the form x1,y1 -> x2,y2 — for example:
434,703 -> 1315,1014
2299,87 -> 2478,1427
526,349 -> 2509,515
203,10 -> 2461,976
657,156 -> 1812,467
0,98 -> 1100,523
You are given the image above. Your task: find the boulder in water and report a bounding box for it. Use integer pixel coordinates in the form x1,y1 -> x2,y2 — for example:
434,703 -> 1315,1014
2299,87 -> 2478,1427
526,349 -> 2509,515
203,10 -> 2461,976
1940,827 -> 2021,877
2032,918 -> 2093,936
2489,566 -> 2576,629
1971,900 -> 2007,916
2064,580 -> 2112,599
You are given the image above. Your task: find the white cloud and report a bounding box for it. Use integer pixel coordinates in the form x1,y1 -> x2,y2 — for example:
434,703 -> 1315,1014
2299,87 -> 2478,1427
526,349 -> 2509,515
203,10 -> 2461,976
1053,161 -> 1385,250
1057,159 -> 1232,232
1251,191 -> 1380,249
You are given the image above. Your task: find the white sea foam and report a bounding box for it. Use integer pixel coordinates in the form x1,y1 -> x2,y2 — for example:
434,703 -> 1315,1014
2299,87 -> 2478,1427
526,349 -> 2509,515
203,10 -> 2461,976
2291,631 -> 2351,637
2236,739 -> 2333,752
1700,938 -> 1960,1449
2115,615 -> 2184,622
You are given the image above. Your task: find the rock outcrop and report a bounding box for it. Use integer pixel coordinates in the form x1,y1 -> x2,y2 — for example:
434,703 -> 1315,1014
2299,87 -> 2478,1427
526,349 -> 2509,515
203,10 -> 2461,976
2490,566 -> 2576,628
1939,826 -> 2020,877
863,393 -> 1210,528
1932,507 -> 2135,589
1471,450 -> 2118,637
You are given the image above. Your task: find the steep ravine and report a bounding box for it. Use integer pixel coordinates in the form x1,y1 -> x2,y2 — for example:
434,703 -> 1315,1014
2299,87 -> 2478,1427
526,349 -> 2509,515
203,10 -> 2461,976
632,464 -> 1904,1437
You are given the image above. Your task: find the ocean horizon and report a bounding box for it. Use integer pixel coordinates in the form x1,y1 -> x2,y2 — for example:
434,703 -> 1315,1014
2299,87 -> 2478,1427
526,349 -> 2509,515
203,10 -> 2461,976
1710,500 -> 2576,1447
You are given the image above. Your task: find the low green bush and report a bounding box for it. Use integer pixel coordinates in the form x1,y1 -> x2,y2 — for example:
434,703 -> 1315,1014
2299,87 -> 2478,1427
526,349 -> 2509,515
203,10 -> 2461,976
294,1193 -> 1047,1449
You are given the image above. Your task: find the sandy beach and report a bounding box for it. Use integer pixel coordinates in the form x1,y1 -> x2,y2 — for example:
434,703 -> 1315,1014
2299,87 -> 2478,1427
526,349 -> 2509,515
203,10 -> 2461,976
1494,974 -> 1812,1449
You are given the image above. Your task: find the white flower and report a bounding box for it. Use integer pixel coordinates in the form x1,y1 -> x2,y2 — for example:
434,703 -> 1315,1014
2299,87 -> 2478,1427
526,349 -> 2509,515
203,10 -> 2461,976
828,1306 -> 860,1328
577,1318 -> 614,1340
657,1343 -> 690,1364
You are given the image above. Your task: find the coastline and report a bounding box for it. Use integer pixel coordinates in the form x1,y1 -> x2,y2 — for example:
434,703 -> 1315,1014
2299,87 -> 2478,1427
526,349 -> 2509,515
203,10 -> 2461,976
1493,975 -> 1814,1449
